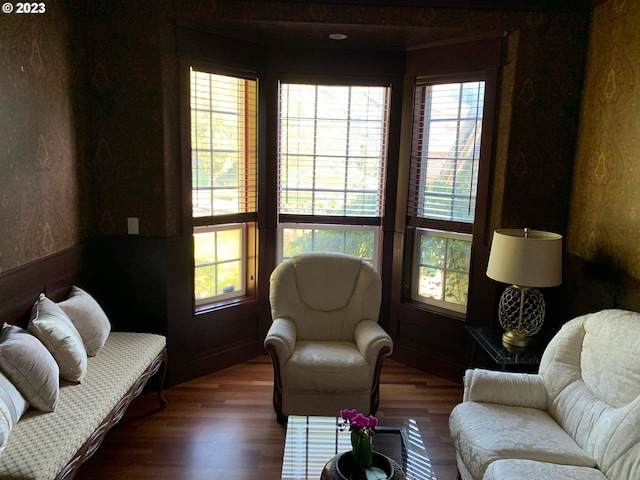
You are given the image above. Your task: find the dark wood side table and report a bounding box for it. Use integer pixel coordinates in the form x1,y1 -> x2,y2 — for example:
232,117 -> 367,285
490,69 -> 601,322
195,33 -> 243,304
466,326 -> 545,371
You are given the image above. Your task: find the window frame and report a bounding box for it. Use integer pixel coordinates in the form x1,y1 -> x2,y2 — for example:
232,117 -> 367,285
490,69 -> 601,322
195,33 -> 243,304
193,223 -> 247,305
411,228 -> 472,313
276,79 -> 391,264
402,71 -> 494,317
184,62 -> 259,311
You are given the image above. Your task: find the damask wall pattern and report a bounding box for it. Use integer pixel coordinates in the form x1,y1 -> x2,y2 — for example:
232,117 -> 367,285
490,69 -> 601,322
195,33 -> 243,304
567,0 -> 640,278
0,7 -> 79,273
0,0 -> 591,275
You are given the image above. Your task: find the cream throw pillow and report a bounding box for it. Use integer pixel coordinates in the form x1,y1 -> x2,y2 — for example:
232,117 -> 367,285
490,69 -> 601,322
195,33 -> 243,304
0,369 -> 29,458
0,323 -> 59,411
29,294 -> 87,383
58,286 -> 111,356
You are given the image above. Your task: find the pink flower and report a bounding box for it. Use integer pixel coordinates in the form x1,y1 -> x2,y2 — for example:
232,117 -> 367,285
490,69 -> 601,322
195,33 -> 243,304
340,409 -> 358,422
339,409 -> 378,435
367,415 -> 378,428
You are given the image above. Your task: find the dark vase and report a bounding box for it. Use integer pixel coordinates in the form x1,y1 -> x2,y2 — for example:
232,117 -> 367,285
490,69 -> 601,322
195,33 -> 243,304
335,451 -> 394,480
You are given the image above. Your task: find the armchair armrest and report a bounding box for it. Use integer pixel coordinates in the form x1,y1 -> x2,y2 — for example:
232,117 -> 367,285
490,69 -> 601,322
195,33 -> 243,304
264,318 -> 297,364
463,368 -> 548,410
354,320 -> 393,366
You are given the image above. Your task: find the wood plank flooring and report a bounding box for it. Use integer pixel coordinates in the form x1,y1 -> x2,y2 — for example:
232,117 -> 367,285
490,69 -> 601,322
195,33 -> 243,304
74,355 -> 463,480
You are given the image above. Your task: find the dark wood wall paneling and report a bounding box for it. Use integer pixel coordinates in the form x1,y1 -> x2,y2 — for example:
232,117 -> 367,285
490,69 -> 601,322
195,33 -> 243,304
0,246 -> 85,328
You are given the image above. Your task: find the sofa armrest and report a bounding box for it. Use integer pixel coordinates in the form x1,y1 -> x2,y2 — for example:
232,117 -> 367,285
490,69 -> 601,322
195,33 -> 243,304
354,320 -> 393,366
463,368 -> 548,410
264,318 -> 297,363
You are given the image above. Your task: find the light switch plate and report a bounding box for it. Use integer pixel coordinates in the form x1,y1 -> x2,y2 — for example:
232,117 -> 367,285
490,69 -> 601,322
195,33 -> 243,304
127,217 -> 139,235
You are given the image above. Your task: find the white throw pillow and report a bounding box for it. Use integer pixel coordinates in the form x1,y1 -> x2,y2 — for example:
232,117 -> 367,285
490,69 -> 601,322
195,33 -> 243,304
0,369 -> 29,458
0,323 -> 59,411
29,294 -> 87,383
58,286 -> 111,356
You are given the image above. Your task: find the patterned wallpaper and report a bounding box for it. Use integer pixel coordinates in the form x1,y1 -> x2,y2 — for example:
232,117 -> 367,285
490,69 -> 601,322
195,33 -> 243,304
0,4 -> 79,273
0,0 -> 591,275
567,0 -> 640,279
80,1 -> 176,239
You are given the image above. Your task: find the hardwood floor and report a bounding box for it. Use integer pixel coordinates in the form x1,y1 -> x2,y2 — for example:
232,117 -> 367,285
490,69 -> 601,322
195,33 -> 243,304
75,355 -> 463,480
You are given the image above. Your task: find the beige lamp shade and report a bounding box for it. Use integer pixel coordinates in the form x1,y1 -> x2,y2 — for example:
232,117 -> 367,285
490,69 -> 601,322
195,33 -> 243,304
486,229 -> 563,288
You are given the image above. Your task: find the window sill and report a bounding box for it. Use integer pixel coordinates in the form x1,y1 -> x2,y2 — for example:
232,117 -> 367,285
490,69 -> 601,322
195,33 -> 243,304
400,299 -> 467,322
195,295 -> 257,316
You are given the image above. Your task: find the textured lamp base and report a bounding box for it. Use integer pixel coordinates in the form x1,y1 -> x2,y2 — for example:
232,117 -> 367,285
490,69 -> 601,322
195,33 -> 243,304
498,285 -> 545,347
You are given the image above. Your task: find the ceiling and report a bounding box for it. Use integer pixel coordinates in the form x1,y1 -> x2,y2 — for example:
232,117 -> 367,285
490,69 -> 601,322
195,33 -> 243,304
209,20 -> 483,51
208,0 -> 592,51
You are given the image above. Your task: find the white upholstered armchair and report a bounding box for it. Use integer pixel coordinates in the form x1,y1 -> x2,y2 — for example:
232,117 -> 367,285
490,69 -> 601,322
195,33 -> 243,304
264,252 -> 393,423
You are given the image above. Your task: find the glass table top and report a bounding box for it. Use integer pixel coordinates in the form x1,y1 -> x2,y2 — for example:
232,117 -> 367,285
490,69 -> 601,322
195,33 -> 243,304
466,326 -> 545,366
281,415 -> 436,480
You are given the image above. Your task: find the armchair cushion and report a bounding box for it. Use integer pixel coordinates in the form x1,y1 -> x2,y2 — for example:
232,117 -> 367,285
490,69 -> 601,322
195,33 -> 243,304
284,341 -> 371,393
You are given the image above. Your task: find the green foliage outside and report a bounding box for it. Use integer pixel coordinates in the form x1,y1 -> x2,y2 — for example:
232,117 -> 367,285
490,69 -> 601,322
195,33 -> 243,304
418,232 -> 470,306
194,228 -> 242,300
283,228 -> 375,263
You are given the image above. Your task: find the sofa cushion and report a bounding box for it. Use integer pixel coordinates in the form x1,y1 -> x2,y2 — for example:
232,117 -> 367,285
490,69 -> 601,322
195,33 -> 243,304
0,323 -> 60,411
58,286 -> 111,357
449,401 -> 596,479
28,294 -> 87,383
0,370 -> 29,459
483,459 -> 607,480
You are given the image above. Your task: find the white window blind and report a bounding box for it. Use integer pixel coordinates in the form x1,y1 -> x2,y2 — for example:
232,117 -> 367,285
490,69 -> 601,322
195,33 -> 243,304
407,80 -> 485,228
278,83 -> 389,219
190,69 -> 257,218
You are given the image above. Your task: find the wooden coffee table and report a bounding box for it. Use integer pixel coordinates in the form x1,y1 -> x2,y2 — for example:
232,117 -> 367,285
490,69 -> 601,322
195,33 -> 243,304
281,415 -> 436,480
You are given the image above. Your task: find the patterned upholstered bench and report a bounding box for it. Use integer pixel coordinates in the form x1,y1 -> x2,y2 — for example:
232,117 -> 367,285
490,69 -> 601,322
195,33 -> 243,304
0,331 -> 167,480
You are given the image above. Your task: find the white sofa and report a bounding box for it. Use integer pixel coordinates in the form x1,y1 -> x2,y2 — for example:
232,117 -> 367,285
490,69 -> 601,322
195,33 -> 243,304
265,252 -> 393,423
449,309 -> 640,480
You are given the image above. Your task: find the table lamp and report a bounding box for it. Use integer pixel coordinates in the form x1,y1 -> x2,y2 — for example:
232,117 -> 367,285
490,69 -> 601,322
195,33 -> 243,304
486,228 -> 562,347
